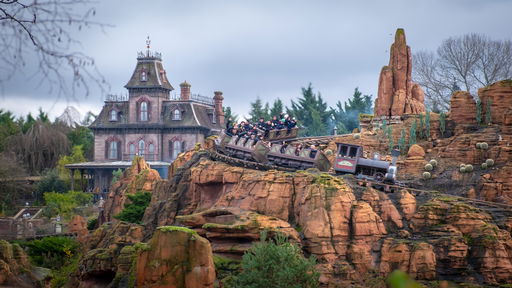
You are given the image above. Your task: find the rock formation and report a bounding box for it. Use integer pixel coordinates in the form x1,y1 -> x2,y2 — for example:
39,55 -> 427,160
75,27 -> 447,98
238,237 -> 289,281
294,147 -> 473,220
449,91 -> 477,124
479,80 -> 512,125
374,28 -> 426,117
136,226 -> 215,288
0,240 -> 45,287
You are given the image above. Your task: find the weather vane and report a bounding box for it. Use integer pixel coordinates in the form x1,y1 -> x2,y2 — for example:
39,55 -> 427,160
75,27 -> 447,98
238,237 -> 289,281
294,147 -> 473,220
146,36 -> 151,56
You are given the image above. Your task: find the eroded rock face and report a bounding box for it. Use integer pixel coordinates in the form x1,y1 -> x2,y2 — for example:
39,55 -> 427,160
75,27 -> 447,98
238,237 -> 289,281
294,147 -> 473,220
0,240 -> 38,288
479,80 -> 512,125
136,227 -> 215,288
374,28 -> 426,116
99,156 -> 161,224
449,91 -> 477,124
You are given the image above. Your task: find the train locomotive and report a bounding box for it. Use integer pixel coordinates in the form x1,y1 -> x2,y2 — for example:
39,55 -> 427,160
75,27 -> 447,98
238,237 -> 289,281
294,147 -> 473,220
214,129 -> 399,184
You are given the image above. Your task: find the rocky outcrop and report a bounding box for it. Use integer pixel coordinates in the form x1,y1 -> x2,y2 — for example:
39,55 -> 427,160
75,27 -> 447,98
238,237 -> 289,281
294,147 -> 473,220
136,226 -> 215,288
379,239 -> 436,280
401,144 -> 427,176
374,28 -> 426,116
99,156 -> 161,224
69,215 -> 89,243
0,240 -> 43,288
479,80 -> 512,125
449,91 -> 477,124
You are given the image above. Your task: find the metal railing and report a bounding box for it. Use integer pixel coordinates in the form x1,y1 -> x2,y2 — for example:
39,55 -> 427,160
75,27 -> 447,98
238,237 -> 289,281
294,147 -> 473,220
122,153 -> 158,161
105,94 -> 128,102
137,51 -> 162,59
170,93 -> 215,106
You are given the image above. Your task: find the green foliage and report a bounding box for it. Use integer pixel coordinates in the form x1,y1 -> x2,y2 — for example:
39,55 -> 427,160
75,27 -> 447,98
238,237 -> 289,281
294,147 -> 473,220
36,169 -> 69,199
270,99 -> 284,118
460,166 -> 466,173
50,253 -> 80,288
476,99 -> 482,124
248,97 -> 270,123
0,109 -> 20,152
439,112 -> 446,136
111,168 -> 123,184
87,218 -> 98,230
481,162 -> 488,169
481,142 -> 489,150
57,145 -> 87,188
418,114 -> 425,139
387,126 -> 394,152
425,111 -> 431,138
214,255 -> 241,288
114,192 -> 151,224
43,191 -> 92,219
486,98 -> 492,125
398,128 -> 406,154
424,164 -> 433,171
330,87 -> 373,134
157,225 -> 197,235
423,172 -> 431,180
288,84 -> 330,137
386,270 -> 422,288
486,159 -> 495,167
409,120 -> 417,147
67,126 -> 94,160
381,119 -> 387,132
429,159 -> 438,167
223,106 -> 239,123
18,236 -> 79,269
465,164 -> 474,172
234,232 -> 319,288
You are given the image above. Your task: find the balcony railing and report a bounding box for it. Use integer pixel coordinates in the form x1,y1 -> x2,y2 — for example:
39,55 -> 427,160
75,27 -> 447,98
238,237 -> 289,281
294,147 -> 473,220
105,94 -> 128,102
170,93 -> 214,106
122,153 -> 158,161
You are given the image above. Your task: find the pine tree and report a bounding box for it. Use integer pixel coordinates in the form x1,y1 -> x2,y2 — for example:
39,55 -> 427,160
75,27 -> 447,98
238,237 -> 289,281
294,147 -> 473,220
409,120 -> 417,147
270,99 -> 284,118
248,97 -> 269,123
223,106 -> 239,123
288,84 -> 329,136
330,88 -> 372,133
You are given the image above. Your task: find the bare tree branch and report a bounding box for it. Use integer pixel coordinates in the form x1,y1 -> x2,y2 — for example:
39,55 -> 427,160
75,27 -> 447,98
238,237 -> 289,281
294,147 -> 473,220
0,0 -> 112,100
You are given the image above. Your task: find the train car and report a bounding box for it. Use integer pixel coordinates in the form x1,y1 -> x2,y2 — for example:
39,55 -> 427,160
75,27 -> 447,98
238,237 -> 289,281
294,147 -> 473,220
334,143 -> 399,183
215,132 -> 331,171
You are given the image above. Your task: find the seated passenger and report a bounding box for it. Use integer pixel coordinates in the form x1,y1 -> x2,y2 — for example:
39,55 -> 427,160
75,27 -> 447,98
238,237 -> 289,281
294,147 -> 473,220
226,127 -> 237,137
309,145 -> 318,159
280,142 -> 287,153
257,118 -> 266,130
295,144 -> 303,156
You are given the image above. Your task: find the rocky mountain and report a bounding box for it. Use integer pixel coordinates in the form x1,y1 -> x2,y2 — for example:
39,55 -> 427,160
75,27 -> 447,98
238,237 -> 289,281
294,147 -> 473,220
56,106 -> 82,127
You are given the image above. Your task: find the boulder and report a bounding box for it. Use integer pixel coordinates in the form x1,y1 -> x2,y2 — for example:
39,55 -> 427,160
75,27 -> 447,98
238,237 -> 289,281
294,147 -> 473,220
407,144 -> 425,158
449,91 -> 477,124
479,80 -> 512,125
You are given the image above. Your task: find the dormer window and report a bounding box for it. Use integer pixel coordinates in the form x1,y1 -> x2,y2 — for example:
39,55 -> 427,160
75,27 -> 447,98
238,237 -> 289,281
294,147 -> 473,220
140,101 -> 148,121
212,109 -> 216,124
172,109 -> 181,120
140,68 -> 147,82
110,110 -> 117,121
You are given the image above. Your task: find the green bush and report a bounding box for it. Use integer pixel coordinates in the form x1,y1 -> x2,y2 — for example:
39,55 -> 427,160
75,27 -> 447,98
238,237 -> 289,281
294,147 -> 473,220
36,169 -> 69,198
429,159 -> 438,167
486,159 -> 495,167
423,172 -> 431,180
481,163 -> 488,169
465,164 -> 474,172
18,236 -> 79,269
234,232 -> 319,288
476,142 -> 482,149
111,168 -> 124,184
481,142 -> 489,150
87,218 -> 98,230
424,164 -> 433,171
43,191 -> 92,219
114,192 -> 151,224
460,166 -> 466,173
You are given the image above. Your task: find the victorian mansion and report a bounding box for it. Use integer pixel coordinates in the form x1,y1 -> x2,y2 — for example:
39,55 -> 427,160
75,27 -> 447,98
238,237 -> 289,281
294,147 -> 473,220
67,44 -> 225,191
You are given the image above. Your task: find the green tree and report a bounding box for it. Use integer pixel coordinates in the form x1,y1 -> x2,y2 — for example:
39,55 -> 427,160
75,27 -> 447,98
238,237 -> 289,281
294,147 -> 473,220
114,192 -> 151,224
288,83 -> 330,136
248,97 -> 269,123
223,106 -> 239,123
476,99 -> 482,124
409,120 -> 417,147
36,169 -> 69,201
398,129 -> 407,154
425,111 -> 431,138
67,126 -> 94,160
270,99 -> 284,118
330,88 -> 372,133
57,145 -> 87,188
43,191 -> 92,219
235,232 -> 319,288
19,236 -> 80,270
0,110 -> 20,152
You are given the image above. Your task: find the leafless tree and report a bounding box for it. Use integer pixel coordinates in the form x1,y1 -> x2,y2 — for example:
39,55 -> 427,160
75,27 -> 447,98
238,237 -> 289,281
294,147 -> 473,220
0,0 -> 111,99
413,33 -> 512,112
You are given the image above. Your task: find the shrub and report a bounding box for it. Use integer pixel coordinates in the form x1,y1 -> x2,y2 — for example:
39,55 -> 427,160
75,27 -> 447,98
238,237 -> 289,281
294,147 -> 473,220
114,192 -> 151,224
234,232 -> 319,288
429,159 -> 438,167
398,129 -> 406,154
87,218 -> 98,230
460,166 -> 466,173
486,159 -> 495,167
43,191 -> 92,219
481,163 -> 488,169
18,236 -> 79,269
481,142 -> 488,150
409,120 -> 417,147
423,172 -> 431,180
424,164 -> 433,171
476,142 -> 482,149
36,169 -> 69,197
111,168 -> 123,184
465,164 -> 474,172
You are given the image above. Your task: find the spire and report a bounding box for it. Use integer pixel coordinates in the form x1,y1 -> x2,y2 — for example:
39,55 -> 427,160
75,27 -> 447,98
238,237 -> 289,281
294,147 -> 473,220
146,36 -> 151,57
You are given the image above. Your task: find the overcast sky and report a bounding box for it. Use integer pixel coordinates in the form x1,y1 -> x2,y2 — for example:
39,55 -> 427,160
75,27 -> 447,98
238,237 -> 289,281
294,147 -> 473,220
1,0 -> 511,120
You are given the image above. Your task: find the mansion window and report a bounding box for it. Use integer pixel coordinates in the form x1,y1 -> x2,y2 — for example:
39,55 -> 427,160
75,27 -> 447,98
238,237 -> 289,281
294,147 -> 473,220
107,141 -> 120,160
110,110 -> 117,121
129,143 -> 135,159
172,109 -> 181,120
138,140 -> 145,156
212,109 -> 216,124
140,101 -> 148,121
169,140 -> 186,160
141,68 -> 147,82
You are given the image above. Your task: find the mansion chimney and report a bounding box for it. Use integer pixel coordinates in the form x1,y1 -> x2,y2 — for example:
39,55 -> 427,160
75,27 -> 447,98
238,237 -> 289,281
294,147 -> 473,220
213,91 -> 225,125
180,81 -> 191,101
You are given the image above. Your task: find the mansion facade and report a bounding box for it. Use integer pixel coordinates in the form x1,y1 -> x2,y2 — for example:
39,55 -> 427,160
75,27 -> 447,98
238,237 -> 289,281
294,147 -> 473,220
67,46 -> 225,192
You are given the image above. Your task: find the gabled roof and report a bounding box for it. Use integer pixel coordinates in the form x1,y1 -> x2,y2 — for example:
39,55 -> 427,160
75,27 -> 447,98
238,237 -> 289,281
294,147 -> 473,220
124,52 -> 173,91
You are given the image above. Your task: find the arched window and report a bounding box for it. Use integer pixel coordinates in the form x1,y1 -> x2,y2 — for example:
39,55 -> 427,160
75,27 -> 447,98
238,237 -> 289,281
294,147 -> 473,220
212,109 -> 216,124
140,68 -> 147,82
109,141 -> 118,159
172,109 -> 181,120
140,101 -> 148,121
148,143 -> 154,160
138,140 -> 145,157
129,143 -> 135,159
172,141 -> 181,159
110,110 -> 117,121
